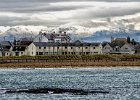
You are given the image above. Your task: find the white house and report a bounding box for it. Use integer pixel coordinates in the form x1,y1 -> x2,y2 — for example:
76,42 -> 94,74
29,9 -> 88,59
33,31 -> 71,43
27,41 -> 103,56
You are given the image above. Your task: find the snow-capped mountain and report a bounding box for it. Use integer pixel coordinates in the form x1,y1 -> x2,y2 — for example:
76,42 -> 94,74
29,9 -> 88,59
58,16 -> 140,42
0,15 -> 140,42
82,29 -> 140,42
0,26 -> 48,41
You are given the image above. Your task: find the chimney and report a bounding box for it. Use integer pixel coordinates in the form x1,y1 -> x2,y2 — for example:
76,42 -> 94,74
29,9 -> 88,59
111,36 -> 114,42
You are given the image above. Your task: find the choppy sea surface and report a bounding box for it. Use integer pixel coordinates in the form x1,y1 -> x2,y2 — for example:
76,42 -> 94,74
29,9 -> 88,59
0,67 -> 140,100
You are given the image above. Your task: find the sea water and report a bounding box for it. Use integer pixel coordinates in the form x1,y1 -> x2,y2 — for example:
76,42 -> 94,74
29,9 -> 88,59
0,67 -> 140,100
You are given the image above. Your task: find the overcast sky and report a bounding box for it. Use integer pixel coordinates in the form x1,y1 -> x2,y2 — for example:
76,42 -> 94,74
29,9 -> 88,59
0,0 -> 140,26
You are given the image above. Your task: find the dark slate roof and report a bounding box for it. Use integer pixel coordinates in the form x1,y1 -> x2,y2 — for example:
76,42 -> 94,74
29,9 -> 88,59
33,42 -> 60,47
13,46 -> 26,51
12,40 -> 32,51
102,40 -> 126,48
0,41 -> 12,51
33,42 -> 100,47
0,46 -> 11,51
102,42 -> 111,47
14,40 -> 33,46
0,41 -> 12,46
110,41 -> 125,48
20,41 -> 33,45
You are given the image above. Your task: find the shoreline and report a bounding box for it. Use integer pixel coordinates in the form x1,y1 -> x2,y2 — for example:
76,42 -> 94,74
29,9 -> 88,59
0,54 -> 140,69
0,61 -> 140,69
0,66 -> 140,70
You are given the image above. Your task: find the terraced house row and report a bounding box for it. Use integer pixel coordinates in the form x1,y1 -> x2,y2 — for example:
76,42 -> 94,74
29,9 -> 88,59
0,31 -> 139,56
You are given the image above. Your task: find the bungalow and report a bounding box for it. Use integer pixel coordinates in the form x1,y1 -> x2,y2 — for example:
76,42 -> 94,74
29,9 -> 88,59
120,44 -> 135,54
102,42 -> 135,54
0,41 -> 13,56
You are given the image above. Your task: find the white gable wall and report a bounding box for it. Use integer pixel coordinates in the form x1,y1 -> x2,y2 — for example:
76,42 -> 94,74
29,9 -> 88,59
102,44 -> 113,54
33,34 -> 49,42
27,43 -> 37,56
120,44 -> 135,54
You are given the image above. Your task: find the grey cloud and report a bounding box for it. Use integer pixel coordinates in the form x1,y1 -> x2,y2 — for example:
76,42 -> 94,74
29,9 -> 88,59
0,0 -> 140,3
0,15 -> 68,26
71,7 -> 140,19
0,5 -> 89,13
0,16 -> 29,26
0,0 -> 140,26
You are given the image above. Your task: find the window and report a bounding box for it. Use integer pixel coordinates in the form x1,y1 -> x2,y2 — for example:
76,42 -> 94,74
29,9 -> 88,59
21,52 -> 23,54
93,47 -> 96,49
57,47 -> 59,49
44,47 -> 46,49
85,47 -> 88,49
65,46 -> 67,49
39,52 -> 43,55
125,48 -> 128,49
7,53 -> 9,55
32,52 -> 33,55
71,47 -> 73,49
39,47 -> 41,49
